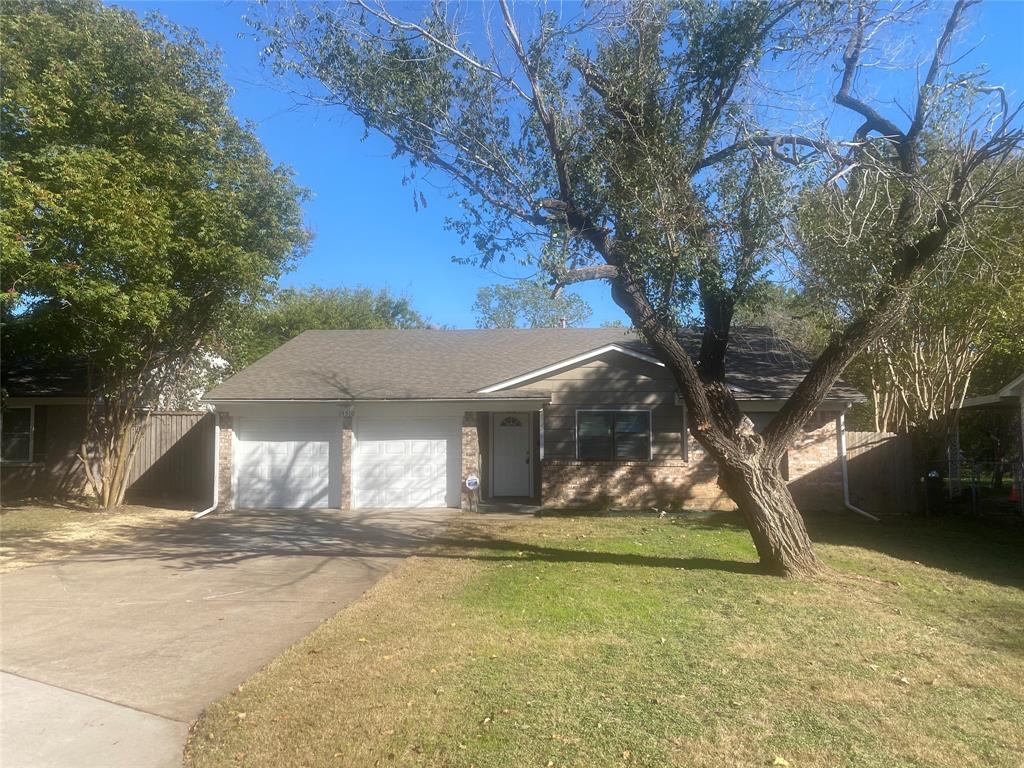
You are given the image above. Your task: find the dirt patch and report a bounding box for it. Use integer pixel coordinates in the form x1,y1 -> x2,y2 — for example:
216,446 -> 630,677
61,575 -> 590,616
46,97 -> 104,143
0,504 -> 195,572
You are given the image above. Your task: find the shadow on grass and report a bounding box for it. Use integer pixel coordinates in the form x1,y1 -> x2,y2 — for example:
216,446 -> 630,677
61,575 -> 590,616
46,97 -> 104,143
0,497 -> 96,512
539,506 -> 1024,588
0,507 -> 762,578
804,510 -> 1024,589
433,531 -> 762,574
3,505 -> 1020,587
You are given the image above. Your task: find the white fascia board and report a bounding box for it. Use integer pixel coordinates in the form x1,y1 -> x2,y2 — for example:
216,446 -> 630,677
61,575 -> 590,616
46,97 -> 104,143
202,397 -> 552,412
477,344 -> 665,394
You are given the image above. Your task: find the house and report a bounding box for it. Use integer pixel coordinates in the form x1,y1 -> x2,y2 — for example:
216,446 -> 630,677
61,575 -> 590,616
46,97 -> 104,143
0,358 -> 214,505
1,358 -> 90,499
203,327 -> 864,512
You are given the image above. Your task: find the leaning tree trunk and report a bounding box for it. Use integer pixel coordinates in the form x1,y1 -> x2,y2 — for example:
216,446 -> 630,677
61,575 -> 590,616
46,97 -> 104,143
607,273 -> 825,577
717,455 -> 823,577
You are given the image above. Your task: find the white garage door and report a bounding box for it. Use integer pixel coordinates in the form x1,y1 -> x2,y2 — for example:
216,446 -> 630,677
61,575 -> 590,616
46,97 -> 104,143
235,419 -> 334,509
354,419 -> 455,508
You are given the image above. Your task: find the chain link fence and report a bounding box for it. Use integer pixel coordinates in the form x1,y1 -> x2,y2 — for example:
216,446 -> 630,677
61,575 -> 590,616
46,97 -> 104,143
923,457 -> 1024,517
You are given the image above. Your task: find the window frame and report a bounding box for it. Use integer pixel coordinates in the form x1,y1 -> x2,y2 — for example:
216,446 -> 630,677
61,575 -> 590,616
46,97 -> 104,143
1,405 -> 34,464
575,408 -> 653,462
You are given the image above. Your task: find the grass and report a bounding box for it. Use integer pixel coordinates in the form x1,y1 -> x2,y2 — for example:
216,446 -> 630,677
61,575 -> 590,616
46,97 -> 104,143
0,502 -> 193,571
185,511 -> 1024,768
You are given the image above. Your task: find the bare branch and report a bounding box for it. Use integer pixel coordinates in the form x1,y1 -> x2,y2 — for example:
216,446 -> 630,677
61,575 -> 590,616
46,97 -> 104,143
834,6 -> 906,145
691,134 -> 839,174
908,0 -> 980,143
352,0 -> 531,102
551,264 -> 619,296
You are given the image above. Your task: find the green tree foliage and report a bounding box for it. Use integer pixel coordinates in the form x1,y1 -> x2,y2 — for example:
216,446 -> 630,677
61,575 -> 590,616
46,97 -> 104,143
230,286 -> 426,368
472,279 -> 591,329
798,164 -> 1024,438
253,0 -> 1021,574
0,0 -> 309,507
732,284 -> 830,357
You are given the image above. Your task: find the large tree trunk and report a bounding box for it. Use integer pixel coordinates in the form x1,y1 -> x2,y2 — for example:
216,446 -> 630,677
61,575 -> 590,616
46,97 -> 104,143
717,456 -> 823,577
608,271 -> 826,576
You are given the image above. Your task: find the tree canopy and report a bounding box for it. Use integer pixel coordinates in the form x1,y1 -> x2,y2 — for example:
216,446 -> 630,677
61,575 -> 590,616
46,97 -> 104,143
1,0 -> 310,506
473,279 -> 592,328
229,286 -> 427,369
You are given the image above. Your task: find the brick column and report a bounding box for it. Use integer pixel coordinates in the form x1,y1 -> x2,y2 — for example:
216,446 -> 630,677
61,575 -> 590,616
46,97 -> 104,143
217,411 -> 234,510
341,409 -> 353,511
461,412 -> 480,511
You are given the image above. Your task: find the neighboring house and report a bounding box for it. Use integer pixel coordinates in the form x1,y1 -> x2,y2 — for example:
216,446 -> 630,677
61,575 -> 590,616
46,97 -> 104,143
203,328 -> 864,512
0,359 -> 215,505
1,358 -> 90,499
960,372 -> 1024,454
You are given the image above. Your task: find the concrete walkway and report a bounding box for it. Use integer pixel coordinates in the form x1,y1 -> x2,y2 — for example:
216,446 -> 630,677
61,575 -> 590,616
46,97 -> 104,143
0,507 -> 456,767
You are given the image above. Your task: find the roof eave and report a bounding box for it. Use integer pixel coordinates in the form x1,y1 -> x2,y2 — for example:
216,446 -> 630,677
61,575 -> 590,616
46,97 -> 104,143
202,395 -> 553,405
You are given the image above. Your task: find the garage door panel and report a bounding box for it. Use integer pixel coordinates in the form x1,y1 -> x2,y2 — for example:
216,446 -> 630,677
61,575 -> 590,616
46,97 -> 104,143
235,419 -> 335,509
354,420 -> 455,509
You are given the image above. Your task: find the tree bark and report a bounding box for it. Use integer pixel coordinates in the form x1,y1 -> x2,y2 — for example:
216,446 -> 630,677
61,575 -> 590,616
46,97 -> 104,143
717,456 -> 822,577
607,268 -> 822,576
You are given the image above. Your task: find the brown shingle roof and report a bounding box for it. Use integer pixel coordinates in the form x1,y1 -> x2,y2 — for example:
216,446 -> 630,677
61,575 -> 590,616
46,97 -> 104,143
204,327 -> 864,403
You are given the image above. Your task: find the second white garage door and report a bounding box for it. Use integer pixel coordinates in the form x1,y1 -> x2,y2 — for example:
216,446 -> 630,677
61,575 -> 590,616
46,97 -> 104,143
353,418 -> 457,508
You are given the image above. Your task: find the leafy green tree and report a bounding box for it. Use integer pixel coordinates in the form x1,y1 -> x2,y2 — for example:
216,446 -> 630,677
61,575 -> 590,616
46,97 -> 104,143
732,284 -> 830,357
230,286 -> 426,368
797,156 -> 1024,430
255,0 -> 1022,574
473,279 -> 591,329
1,1 -> 309,508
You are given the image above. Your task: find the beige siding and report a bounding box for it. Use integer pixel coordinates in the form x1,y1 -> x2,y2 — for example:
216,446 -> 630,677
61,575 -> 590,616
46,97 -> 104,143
527,353 -> 685,461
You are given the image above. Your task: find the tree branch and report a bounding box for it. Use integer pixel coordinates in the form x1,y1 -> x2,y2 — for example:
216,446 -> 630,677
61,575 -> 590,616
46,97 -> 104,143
550,264 -> 619,296
691,134 -> 837,174
834,6 -> 906,142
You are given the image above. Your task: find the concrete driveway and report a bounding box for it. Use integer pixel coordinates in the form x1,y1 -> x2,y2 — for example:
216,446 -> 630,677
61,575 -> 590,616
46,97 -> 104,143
0,506 -> 457,768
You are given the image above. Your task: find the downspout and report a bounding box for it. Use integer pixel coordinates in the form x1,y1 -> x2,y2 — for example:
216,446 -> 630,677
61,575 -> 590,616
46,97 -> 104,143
838,411 -> 880,522
193,408 -> 219,519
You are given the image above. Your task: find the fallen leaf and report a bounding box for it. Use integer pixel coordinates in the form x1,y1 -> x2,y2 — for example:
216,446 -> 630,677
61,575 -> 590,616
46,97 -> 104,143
772,758 -> 790,767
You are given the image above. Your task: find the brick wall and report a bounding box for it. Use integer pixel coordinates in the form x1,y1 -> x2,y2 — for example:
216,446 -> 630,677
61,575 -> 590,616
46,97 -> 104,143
542,455 -> 732,510
461,411 -> 479,510
787,416 -> 843,511
217,411 -> 234,509
541,414 -> 844,512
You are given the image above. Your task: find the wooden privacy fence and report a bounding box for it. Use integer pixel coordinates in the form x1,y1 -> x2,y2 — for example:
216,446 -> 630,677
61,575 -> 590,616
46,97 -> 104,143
126,411 -> 215,506
845,430 -> 915,515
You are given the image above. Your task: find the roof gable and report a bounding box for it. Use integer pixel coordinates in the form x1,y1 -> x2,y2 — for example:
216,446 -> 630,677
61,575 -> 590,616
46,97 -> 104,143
477,344 -> 665,393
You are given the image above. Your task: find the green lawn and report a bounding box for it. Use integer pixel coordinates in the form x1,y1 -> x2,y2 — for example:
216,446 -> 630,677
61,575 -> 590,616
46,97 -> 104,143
186,511 -> 1024,768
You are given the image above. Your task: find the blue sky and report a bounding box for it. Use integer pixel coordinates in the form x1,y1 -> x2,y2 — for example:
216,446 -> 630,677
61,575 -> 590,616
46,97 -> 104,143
115,1 -> 1024,328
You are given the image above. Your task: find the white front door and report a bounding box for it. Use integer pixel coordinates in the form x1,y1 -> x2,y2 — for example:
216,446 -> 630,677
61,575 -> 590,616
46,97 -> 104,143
492,412 -> 531,497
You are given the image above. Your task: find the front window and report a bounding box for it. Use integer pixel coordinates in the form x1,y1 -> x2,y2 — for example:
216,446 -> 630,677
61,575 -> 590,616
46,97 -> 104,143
1,407 -> 33,462
577,410 -> 651,461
